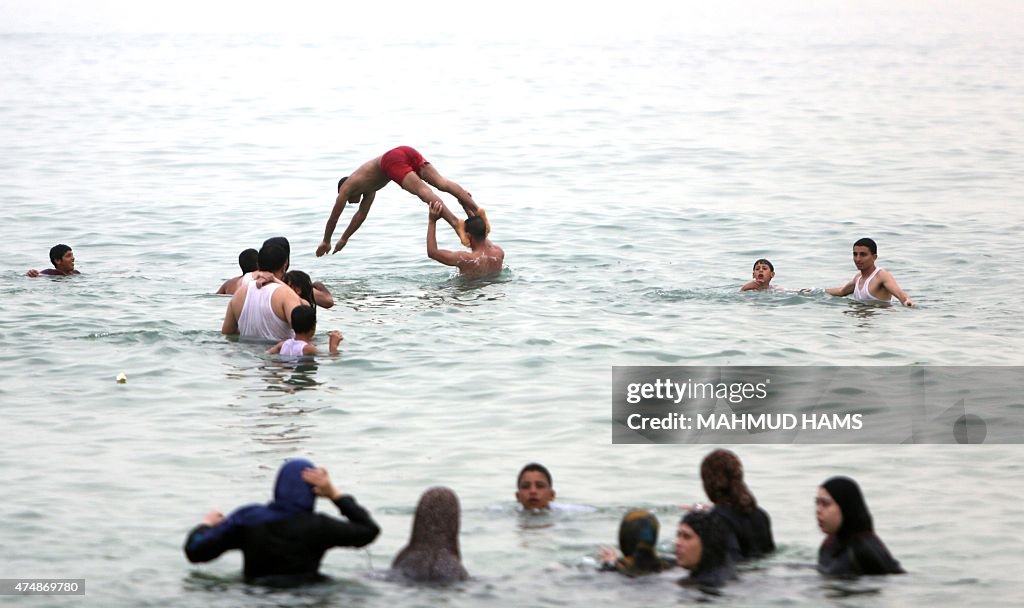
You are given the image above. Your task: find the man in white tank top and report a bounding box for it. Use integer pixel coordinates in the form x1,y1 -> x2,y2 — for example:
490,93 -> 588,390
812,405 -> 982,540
221,243 -> 304,340
826,238 -> 913,306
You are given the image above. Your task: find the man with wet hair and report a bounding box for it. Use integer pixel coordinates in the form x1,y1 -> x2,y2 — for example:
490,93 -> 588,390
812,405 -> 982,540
258,236 -> 334,309
426,201 -> 503,277
316,146 -> 487,256
222,243 -> 304,341
826,237 -> 913,306
516,463 -> 556,511
26,244 -> 80,277
216,248 -> 259,295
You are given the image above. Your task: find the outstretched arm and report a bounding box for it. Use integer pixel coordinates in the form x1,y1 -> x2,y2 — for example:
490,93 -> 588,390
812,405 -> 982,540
318,191 -> 350,257
427,202 -> 467,267
266,341 -> 284,354
332,193 -> 375,254
825,279 -> 855,297
880,271 -> 913,306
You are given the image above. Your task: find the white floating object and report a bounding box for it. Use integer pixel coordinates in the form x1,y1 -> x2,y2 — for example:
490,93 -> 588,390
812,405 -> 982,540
116,372 -> 128,384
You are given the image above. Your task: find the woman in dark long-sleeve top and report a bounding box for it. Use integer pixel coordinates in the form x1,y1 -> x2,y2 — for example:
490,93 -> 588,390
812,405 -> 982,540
816,476 -> 904,576
184,458 -> 380,586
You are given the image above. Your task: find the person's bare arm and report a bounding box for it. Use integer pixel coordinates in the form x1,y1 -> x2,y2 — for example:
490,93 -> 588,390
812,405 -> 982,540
427,202 -> 468,267
825,278 -> 855,297
879,271 -> 913,306
273,285 -> 304,325
221,291 -> 242,335
333,193 -> 375,253
25,269 -> 40,277
266,341 -> 284,354
302,343 -> 319,356
318,186 -> 363,256
312,282 -> 334,309
327,330 -> 343,354
740,280 -> 759,292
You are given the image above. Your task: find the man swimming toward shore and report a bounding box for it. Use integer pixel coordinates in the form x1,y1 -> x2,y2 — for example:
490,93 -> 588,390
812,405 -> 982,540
26,244 -> 80,277
826,238 -> 913,306
426,201 -> 503,276
316,146 -> 488,256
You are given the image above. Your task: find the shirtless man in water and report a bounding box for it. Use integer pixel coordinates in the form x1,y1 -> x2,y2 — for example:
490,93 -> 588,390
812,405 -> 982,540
426,201 -> 503,276
316,146 -> 486,256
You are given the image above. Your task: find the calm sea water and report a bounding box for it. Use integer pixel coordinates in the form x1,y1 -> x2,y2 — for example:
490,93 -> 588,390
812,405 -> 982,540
2,2 -> 1023,606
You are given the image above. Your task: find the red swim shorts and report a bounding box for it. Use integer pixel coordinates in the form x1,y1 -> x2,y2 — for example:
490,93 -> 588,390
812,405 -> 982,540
380,146 -> 429,184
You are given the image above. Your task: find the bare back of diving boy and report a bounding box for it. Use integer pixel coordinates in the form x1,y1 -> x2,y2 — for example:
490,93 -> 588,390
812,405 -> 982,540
427,201 -> 503,276
316,146 -> 489,256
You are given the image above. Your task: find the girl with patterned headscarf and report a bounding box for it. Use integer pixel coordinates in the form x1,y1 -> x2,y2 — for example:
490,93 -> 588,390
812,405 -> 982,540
598,510 -> 673,576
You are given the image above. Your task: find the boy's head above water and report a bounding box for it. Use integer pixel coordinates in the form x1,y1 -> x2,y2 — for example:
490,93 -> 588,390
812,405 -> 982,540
752,259 -> 775,285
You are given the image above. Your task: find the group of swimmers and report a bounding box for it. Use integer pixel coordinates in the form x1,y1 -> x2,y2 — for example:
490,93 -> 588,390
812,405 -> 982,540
740,237 -> 914,306
183,450 -> 903,590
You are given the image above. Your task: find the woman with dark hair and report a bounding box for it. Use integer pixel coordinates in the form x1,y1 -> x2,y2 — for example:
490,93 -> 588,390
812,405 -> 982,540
285,270 -> 316,317
816,476 -> 904,576
598,510 -> 673,576
675,510 -> 736,588
391,487 -> 469,584
183,459 -> 379,586
700,449 -> 775,559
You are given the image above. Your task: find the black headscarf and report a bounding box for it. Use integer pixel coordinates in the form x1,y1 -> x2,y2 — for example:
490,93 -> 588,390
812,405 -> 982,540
679,510 -> 736,588
818,476 -> 904,576
821,476 -> 873,540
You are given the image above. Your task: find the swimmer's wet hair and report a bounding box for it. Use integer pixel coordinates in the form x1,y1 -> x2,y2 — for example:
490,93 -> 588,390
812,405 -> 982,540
290,305 -> 316,334
49,244 -> 71,265
258,243 -> 288,273
517,463 -> 552,487
853,237 -> 877,254
464,216 -> 487,240
338,176 -> 348,192
238,248 -> 259,273
263,236 -> 290,257
752,258 -> 774,272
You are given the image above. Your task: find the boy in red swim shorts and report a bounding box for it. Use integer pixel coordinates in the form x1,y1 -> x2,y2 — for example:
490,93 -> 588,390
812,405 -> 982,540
316,146 -> 488,256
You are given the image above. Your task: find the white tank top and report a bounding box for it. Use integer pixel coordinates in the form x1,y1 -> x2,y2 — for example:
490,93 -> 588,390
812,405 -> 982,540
278,338 -> 310,356
237,283 -> 294,341
853,267 -> 892,302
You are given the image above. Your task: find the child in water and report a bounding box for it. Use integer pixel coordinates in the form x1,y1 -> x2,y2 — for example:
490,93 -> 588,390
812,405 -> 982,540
740,259 -> 776,291
267,305 -> 342,356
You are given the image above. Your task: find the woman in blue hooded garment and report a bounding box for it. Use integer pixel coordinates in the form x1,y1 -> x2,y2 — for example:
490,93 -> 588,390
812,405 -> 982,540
816,476 -> 904,576
184,459 -> 380,585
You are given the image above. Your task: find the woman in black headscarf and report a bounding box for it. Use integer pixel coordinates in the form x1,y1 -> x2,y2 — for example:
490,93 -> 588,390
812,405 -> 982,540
701,448 -> 775,559
391,486 -> 469,584
816,476 -> 904,576
676,510 -> 736,588
598,510 -> 673,576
